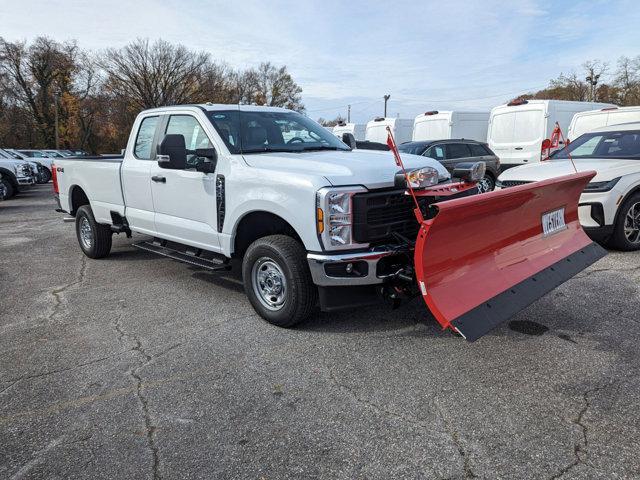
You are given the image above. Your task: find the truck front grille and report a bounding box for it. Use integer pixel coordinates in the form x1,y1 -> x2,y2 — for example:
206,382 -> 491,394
499,180 -> 533,188
352,190 -> 428,244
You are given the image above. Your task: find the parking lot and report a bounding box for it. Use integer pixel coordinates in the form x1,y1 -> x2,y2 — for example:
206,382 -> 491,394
0,184 -> 638,479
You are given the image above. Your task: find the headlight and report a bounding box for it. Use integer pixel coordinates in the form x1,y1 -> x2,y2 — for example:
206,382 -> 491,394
407,166 -> 439,188
584,177 -> 621,193
316,186 -> 367,249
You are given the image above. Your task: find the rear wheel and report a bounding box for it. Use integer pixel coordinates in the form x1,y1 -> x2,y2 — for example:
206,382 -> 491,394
609,193 -> 640,251
477,174 -> 495,193
242,235 -> 317,327
75,205 -> 112,258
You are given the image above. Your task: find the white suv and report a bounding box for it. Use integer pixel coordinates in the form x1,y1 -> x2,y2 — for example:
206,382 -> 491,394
497,122 -> 640,250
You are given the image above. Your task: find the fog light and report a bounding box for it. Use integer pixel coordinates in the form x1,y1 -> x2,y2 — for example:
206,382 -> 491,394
345,263 -> 353,273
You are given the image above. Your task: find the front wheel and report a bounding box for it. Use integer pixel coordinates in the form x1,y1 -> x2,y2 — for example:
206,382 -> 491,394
609,193 -> 640,251
0,178 -> 15,199
37,167 -> 52,184
242,235 -> 317,327
75,205 -> 113,258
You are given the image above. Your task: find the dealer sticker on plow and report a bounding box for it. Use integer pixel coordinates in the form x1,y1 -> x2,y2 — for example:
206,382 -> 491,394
542,208 -> 566,236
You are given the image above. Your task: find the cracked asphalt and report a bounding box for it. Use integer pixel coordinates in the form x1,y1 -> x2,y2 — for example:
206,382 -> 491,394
1,184 -> 640,479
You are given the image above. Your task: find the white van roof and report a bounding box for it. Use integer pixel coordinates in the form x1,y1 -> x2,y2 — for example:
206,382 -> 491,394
491,99 -> 615,112
592,121 -> 640,132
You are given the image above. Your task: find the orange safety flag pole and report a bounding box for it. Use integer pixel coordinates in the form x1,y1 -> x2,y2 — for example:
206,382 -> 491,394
386,126 -> 424,223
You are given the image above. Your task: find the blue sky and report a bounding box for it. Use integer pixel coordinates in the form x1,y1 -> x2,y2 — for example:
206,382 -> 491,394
3,0 -> 640,122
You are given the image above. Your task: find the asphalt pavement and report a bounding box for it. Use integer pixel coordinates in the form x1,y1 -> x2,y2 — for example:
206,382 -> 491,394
1,184 -> 639,479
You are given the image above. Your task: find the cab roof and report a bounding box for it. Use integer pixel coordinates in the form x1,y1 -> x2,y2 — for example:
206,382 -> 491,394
141,104 -> 293,114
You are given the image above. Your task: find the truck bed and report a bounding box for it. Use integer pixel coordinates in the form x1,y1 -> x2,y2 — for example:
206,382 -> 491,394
55,156 -> 125,223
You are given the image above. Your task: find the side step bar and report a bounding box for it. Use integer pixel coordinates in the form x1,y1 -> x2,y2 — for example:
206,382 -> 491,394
133,238 -> 231,272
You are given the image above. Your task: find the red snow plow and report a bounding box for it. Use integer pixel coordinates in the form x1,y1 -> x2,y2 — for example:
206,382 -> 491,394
386,128 -> 607,341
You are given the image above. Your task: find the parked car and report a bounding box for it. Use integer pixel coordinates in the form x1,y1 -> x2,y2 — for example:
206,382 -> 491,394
11,149 -> 53,182
568,106 -> 640,141
52,104 -> 604,341
0,155 -> 35,198
487,99 -> 616,169
332,122 -> 366,141
497,123 -> 640,250
365,117 -> 413,144
397,139 -> 500,192
412,110 -> 490,142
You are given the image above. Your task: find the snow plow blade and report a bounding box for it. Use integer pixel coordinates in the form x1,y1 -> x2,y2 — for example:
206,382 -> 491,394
414,171 -> 607,342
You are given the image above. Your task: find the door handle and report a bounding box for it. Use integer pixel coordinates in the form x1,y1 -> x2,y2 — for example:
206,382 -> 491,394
514,147 -> 523,150
151,175 -> 166,183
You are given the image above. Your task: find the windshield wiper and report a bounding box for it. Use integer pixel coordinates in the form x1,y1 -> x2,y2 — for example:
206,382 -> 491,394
300,145 -> 344,152
241,146 -> 303,154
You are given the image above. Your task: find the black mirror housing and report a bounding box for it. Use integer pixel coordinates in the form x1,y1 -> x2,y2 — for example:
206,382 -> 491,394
158,134 -> 187,169
341,133 -> 356,149
452,161 -> 486,183
195,161 -> 216,174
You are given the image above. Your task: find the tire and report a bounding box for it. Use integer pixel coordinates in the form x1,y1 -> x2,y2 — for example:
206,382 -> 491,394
609,192 -> 640,251
38,167 -> 52,184
477,174 -> 495,193
242,235 -> 317,327
75,205 -> 113,258
0,179 -> 15,199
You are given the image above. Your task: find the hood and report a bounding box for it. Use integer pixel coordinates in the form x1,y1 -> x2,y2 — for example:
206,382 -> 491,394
242,149 -> 450,189
499,158 -> 640,183
0,159 -> 27,169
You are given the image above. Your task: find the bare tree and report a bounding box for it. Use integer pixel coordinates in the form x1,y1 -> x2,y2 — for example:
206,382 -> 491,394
100,38 -> 211,109
242,62 -> 304,111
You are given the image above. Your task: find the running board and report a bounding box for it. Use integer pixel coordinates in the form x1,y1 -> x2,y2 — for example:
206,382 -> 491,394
133,238 -> 231,271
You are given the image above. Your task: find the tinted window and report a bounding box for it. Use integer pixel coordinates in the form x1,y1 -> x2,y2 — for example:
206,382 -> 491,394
134,116 -> 159,159
424,145 -> 445,160
397,143 -> 428,155
469,143 -> 490,157
446,143 -> 472,159
165,115 -> 213,167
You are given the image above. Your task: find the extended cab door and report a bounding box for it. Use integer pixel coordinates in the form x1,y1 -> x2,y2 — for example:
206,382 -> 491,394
149,113 -> 221,251
121,114 -> 160,235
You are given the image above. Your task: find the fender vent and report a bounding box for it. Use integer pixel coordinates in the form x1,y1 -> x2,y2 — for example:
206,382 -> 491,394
216,174 -> 225,232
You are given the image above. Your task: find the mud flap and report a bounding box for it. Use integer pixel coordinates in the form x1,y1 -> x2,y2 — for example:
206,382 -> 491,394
413,171 -> 607,342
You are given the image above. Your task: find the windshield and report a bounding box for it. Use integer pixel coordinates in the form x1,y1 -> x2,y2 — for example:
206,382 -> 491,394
397,143 -> 427,155
554,130 -> 640,160
207,110 -> 350,154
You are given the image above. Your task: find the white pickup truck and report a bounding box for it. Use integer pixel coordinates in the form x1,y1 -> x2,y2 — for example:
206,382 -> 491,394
53,104 -> 605,340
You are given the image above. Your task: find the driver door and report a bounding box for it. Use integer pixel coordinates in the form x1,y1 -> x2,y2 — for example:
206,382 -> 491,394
150,114 -> 221,252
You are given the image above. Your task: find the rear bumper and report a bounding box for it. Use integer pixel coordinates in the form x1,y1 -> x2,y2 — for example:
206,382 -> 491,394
307,248 -> 406,286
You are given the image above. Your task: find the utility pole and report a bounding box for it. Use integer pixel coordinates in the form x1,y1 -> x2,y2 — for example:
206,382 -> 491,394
585,74 -> 600,102
54,94 -> 59,149
347,104 -> 351,123
383,94 -> 390,117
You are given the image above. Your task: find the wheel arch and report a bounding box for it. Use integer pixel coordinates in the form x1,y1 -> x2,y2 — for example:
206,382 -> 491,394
232,210 -> 304,258
0,167 -> 19,189
68,184 -> 91,215
613,184 -> 640,225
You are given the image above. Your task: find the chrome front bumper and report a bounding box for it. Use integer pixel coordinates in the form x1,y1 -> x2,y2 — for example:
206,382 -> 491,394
307,249 -> 404,286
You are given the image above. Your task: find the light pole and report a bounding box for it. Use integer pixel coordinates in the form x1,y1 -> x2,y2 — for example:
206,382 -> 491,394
383,94 -> 390,117
585,74 -> 600,102
54,94 -> 60,149
347,104 -> 351,123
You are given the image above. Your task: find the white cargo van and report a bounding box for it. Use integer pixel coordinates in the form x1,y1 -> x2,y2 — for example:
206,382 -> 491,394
568,106 -> 640,141
332,123 -> 366,141
487,99 -> 615,167
365,117 -> 414,144
412,110 -> 490,142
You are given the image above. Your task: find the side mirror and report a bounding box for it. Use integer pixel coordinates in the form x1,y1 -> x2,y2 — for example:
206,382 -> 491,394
453,161 -> 486,183
157,134 -> 187,169
341,133 -> 357,149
